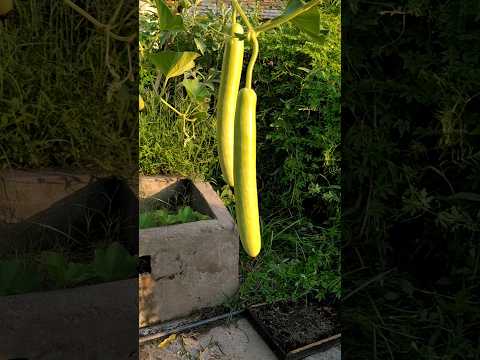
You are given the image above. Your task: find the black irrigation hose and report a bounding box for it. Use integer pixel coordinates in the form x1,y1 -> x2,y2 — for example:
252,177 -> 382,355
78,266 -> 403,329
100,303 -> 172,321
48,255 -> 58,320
139,309 -> 245,344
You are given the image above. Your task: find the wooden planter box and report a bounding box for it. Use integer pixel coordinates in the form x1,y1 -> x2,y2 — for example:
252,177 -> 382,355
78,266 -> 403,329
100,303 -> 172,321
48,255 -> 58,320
246,297 -> 341,360
139,176 -> 239,326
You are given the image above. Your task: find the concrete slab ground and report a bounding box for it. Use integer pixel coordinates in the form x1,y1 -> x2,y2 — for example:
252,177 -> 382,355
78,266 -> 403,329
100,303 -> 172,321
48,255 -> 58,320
140,317 -> 340,360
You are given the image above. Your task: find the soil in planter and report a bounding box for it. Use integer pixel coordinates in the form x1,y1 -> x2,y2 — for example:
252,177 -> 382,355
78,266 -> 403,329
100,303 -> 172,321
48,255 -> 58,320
249,297 -> 340,353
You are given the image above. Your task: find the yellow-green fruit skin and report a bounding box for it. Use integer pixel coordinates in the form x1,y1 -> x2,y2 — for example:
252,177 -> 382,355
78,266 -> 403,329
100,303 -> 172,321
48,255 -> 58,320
0,0 -> 13,16
216,23 -> 244,187
234,88 -> 261,257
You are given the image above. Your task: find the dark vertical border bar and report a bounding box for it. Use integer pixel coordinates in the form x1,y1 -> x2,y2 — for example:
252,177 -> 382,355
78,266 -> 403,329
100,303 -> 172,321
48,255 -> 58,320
342,0 -> 480,358
0,0 -> 139,358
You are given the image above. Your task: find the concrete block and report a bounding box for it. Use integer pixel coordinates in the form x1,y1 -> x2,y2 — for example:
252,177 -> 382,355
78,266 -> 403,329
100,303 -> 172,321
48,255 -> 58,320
139,176 -> 239,326
0,279 -> 138,359
0,169 -> 95,224
0,171 -> 138,255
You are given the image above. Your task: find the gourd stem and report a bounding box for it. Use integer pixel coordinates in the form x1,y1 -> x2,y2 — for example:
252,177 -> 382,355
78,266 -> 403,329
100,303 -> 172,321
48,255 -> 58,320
255,0 -> 322,34
63,0 -> 136,42
245,31 -> 259,89
231,0 -> 254,32
230,8 -> 236,37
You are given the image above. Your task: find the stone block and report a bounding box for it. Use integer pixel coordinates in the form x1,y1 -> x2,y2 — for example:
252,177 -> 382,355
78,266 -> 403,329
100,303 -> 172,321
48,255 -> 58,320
0,279 -> 138,359
139,176 -> 239,326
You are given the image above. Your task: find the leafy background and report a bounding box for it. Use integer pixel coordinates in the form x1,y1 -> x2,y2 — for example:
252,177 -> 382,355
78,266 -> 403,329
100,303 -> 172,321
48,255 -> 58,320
139,0 -> 341,305
0,0 -> 138,175
343,0 -> 480,358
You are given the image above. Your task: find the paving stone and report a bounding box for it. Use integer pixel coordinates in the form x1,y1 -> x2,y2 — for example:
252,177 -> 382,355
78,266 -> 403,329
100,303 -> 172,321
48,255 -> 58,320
305,344 -> 341,360
0,279 -> 138,359
140,317 -> 341,360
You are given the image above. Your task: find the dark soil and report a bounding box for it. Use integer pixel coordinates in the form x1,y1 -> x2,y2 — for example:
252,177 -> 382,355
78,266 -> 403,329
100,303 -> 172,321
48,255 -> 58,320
249,297 -> 340,352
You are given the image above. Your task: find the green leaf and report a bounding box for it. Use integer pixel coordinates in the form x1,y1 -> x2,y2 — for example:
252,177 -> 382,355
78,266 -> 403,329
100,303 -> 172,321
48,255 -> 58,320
64,263 -> 95,286
149,51 -> 200,80
0,260 -> 42,295
178,206 -> 193,222
284,0 -> 328,42
41,251 -> 68,287
93,242 -> 138,282
194,37 -> 206,55
153,0 -> 185,31
182,78 -> 210,101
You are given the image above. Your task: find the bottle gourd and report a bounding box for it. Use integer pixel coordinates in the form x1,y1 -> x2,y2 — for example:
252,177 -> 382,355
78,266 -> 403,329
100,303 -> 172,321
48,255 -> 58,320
216,23 -> 244,187
234,88 -> 261,257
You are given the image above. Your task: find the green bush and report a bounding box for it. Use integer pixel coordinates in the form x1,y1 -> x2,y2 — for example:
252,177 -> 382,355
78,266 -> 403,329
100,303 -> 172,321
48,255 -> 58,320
254,16 -> 340,219
139,4 -> 341,304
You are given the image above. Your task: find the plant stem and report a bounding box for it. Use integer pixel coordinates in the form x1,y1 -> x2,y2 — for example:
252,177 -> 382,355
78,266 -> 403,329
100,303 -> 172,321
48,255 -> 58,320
231,0 -> 254,32
245,31 -> 259,89
160,97 -> 183,117
63,0 -> 136,42
255,0 -> 322,34
160,79 -> 169,98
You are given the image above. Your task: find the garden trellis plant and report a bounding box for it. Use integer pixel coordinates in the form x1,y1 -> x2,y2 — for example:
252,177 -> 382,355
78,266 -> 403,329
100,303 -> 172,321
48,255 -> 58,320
143,0 -> 327,258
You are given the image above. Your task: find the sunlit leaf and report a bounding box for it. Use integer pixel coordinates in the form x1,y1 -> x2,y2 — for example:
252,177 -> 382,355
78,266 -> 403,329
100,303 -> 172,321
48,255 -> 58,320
182,78 -> 209,101
158,334 -> 177,349
194,37 -> 206,55
149,51 -> 200,80
153,0 -> 184,31
284,0 -> 328,42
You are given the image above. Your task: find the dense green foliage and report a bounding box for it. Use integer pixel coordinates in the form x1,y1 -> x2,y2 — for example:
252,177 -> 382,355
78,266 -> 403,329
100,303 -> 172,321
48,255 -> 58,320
343,0 -> 480,358
140,3 -> 341,304
0,0 -> 137,174
139,206 -> 209,228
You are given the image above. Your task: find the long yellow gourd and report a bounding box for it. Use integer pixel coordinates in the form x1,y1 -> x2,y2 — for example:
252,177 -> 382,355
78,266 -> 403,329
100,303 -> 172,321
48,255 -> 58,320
234,88 -> 261,257
216,22 -> 244,187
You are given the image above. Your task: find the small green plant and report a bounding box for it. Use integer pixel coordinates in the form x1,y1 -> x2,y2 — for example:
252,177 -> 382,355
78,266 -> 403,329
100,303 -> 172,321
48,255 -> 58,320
140,206 -> 210,229
0,242 -> 138,296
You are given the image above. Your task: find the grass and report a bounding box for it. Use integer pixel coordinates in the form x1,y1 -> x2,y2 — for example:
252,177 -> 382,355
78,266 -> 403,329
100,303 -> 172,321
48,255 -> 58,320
139,9 -> 220,179
139,88 -> 218,179
0,0 -> 137,174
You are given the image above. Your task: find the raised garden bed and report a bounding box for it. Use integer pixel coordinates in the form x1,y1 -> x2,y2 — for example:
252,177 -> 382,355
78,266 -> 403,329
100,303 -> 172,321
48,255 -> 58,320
139,176 -> 239,326
247,296 -> 340,360
0,171 -> 138,294
0,170 -> 139,358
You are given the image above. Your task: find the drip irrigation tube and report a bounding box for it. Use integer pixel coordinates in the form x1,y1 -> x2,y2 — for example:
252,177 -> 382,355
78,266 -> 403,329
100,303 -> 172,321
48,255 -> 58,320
139,309 -> 245,344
